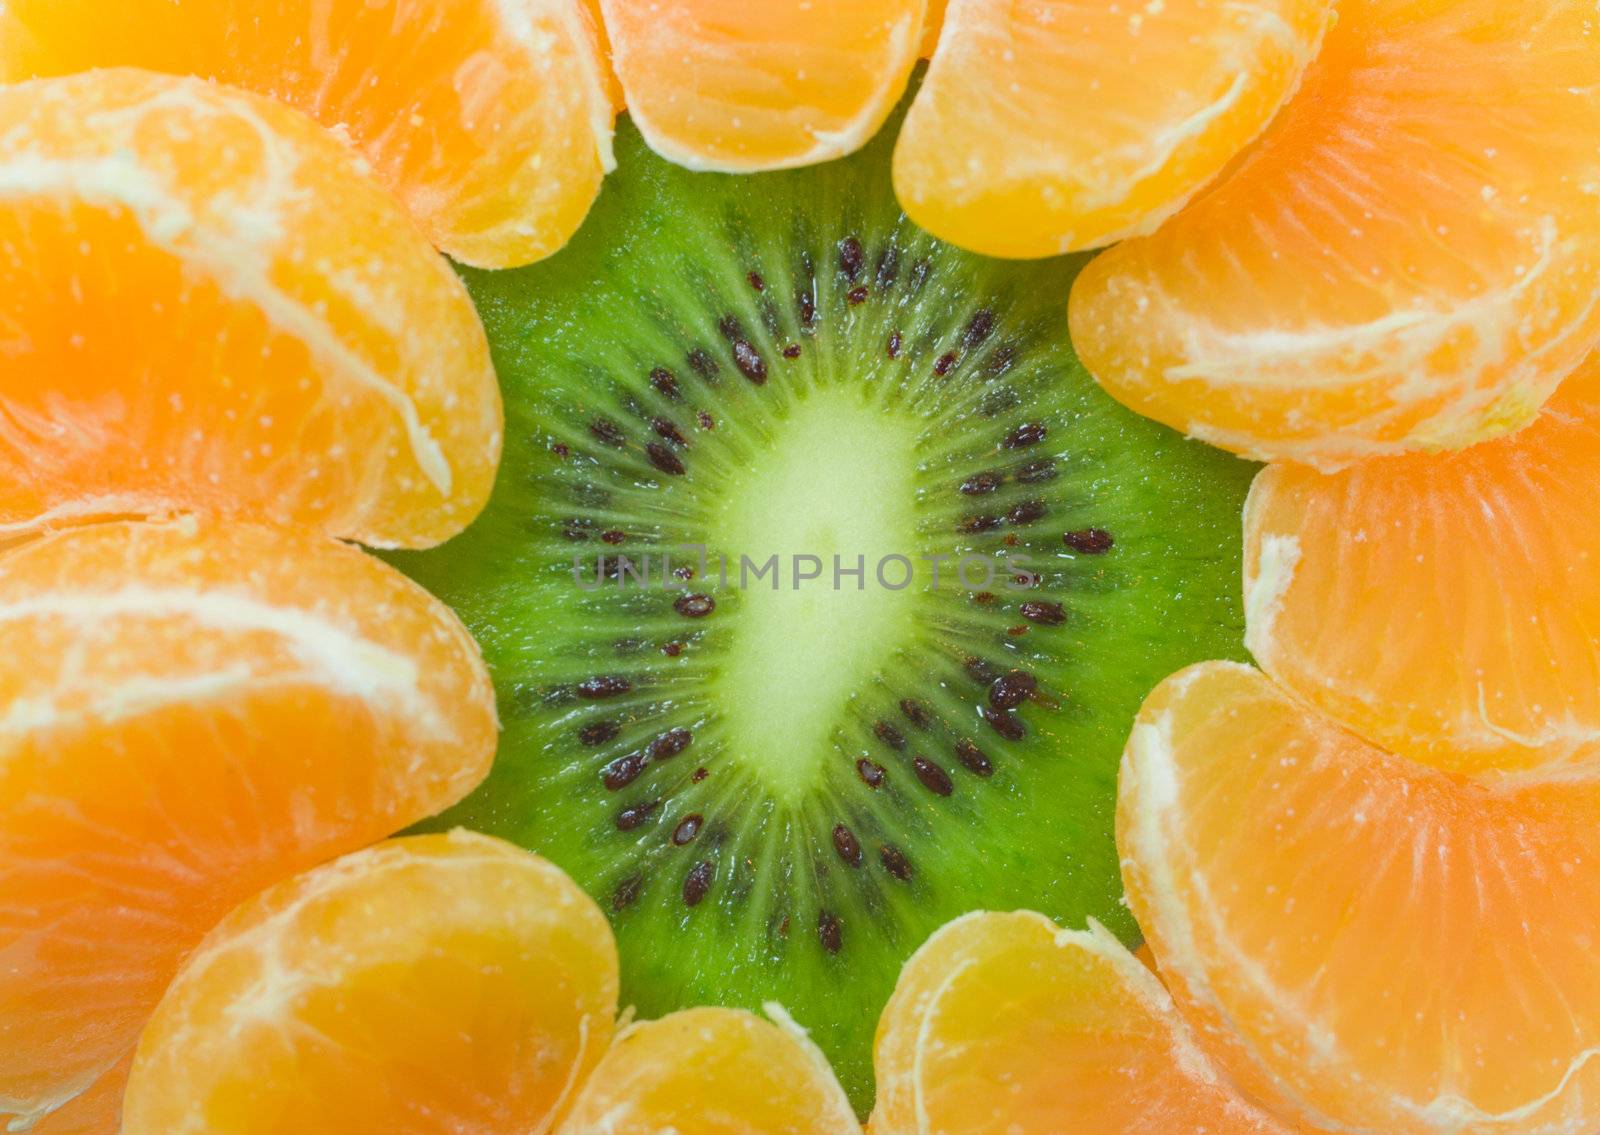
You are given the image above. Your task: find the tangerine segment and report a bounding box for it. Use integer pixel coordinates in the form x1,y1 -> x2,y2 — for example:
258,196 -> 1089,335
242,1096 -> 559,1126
895,0 -> 1331,258
0,519 -> 497,1131
1245,357 -> 1600,776
869,912 -> 1292,1135
0,69 -> 501,550
122,832 -> 618,1135
1069,0 -> 1600,466
26,1055 -> 129,1135
1119,661 -> 1600,1135
555,1007 -> 859,1135
0,1 -> 614,268
598,0 -> 924,171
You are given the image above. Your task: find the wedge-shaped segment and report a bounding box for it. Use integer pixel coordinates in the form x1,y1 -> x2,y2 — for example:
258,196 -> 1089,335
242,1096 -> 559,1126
0,519 -> 497,1130
556,1006 -> 859,1135
1071,0 -> 1600,465
1246,357 -> 1600,776
0,1 -> 614,267
870,911 -> 1292,1134
0,69 -> 500,549
896,0 -> 1331,257
1119,661 -> 1600,1134
122,833 -> 617,1135
599,0 -> 924,171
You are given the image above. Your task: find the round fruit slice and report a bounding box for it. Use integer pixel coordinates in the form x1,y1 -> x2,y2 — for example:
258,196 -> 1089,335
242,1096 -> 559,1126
387,109 -> 1257,1108
599,0 -> 924,171
1245,355 -> 1600,777
0,0 -> 615,267
1119,661 -> 1600,1135
122,832 -> 618,1135
894,0 -> 1331,258
870,912 -> 1291,1135
0,519 -> 497,1131
1069,0 -> 1600,466
556,1006 -> 858,1135
0,69 -> 500,550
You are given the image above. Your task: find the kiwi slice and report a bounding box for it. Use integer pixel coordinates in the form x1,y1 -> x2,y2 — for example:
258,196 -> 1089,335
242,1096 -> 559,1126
389,110 -> 1254,1108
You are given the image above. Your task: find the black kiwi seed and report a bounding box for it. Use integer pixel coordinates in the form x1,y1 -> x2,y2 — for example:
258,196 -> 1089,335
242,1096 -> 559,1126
912,756 -> 954,797
576,675 -> 631,700
647,727 -> 693,761
616,800 -> 658,831
683,860 -> 716,906
579,720 -> 620,746
954,738 -> 993,777
818,910 -> 843,955
647,441 -> 686,475
590,417 -> 626,447
1002,422 -> 1047,449
613,874 -> 644,911
979,706 -> 1026,742
873,721 -> 906,750
673,594 -> 715,618
988,670 -> 1037,710
879,845 -> 913,882
1020,600 -> 1067,626
394,107 -> 1258,1111
833,824 -> 864,868
602,752 -> 648,791
899,698 -> 932,729
649,366 -> 681,399
1064,527 -> 1116,554
960,471 -> 1001,496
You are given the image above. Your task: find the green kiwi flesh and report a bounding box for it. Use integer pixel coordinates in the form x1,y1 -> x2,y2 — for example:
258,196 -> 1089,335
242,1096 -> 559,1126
387,113 -> 1255,1109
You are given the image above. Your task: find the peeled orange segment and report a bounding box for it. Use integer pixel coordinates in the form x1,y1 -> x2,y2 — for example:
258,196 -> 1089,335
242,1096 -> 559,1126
0,519 -> 497,1131
1069,0 -> 1600,466
0,69 -> 500,550
555,1006 -> 859,1135
122,832 -> 618,1135
598,0 -> 924,171
1118,661 -> 1600,1135
1245,357 -> 1600,777
894,0 -> 1331,258
0,1 -> 614,268
26,1055 -> 129,1135
870,911 -> 1292,1135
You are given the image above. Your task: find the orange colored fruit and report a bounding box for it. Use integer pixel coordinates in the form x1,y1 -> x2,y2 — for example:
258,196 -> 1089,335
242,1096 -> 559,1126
556,1005 -> 859,1135
0,519 -> 496,1131
870,912 -> 1293,1135
920,0 -> 946,56
0,0 -> 615,267
1119,661 -> 1600,1135
1245,355 -> 1600,776
122,832 -> 618,1135
0,69 -> 500,550
1070,0 -> 1600,466
896,0 -> 1331,257
599,0 -> 924,171
26,1055 -> 129,1135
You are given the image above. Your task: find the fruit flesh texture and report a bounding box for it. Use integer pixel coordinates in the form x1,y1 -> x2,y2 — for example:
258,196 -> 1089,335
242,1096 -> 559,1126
0,69 -> 501,550
556,1006 -> 860,1135
0,0 -> 616,268
599,0 -> 924,172
1119,661 -> 1600,1135
1245,355 -> 1600,777
122,832 -> 619,1135
0,519 -> 497,1131
389,109 -> 1257,1108
870,912 -> 1292,1135
894,0 -> 1331,258
1069,0 -> 1600,467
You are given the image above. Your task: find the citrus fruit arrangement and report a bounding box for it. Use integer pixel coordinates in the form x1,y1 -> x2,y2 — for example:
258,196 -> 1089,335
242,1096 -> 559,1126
2,2 -> 1598,1133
